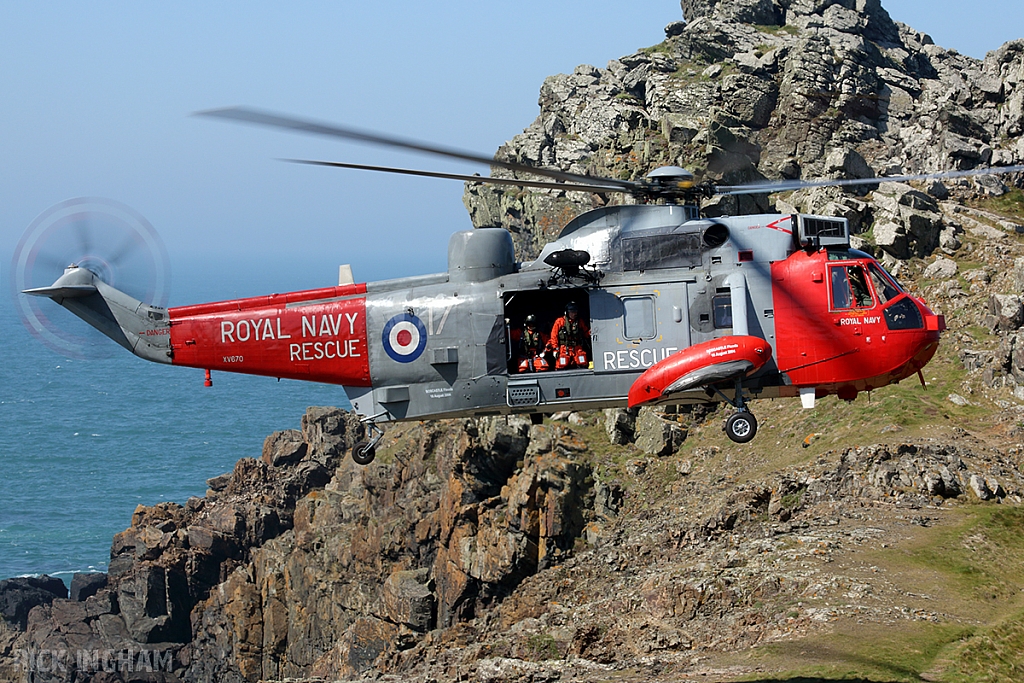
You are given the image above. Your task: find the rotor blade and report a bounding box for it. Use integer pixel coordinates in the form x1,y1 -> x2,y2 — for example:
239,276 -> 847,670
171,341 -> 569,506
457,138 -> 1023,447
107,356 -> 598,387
196,106 -> 641,192
284,159 -> 628,194
76,218 -> 93,256
31,252 -> 72,273
716,164 -> 1024,196
107,234 -> 142,266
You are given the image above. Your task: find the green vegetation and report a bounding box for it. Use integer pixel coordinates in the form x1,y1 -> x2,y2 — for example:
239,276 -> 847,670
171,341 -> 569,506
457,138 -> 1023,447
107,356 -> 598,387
779,490 -> 804,510
908,507 -> 1024,602
753,23 -> 800,36
524,633 -> 560,660
970,188 -> 1024,221
743,622 -> 973,682
941,610 -> 1024,682
732,506 -> 1024,681
639,42 -> 672,56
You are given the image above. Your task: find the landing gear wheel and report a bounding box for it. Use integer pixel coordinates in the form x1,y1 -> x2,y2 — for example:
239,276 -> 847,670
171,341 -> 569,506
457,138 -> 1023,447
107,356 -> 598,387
352,441 -> 376,465
724,411 -> 757,444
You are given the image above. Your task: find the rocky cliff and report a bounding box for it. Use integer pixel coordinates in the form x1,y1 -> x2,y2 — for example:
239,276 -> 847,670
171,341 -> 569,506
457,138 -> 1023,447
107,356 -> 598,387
4,0 -> 1024,681
0,408 -> 617,681
6,406 -> 1024,682
465,0 -> 1024,264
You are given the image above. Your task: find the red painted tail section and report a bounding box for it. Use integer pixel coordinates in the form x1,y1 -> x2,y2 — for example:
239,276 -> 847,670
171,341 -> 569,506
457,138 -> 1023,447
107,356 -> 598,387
168,284 -> 371,386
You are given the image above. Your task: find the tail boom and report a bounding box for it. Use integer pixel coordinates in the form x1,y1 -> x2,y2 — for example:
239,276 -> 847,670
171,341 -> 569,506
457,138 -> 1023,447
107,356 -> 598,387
24,266 -> 172,363
26,267 -> 373,386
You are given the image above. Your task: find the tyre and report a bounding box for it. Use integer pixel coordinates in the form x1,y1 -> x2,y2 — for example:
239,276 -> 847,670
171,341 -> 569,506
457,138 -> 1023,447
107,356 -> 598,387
724,411 -> 757,444
352,441 -> 376,465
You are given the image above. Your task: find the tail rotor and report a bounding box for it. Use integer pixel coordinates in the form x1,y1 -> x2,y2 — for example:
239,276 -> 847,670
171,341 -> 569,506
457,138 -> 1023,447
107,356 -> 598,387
11,197 -> 171,359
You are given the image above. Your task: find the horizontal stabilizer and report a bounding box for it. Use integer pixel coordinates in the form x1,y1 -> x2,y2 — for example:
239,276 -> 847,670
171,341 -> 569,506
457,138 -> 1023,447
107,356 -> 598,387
23,284 -> 98,299
23,265 -> 172,364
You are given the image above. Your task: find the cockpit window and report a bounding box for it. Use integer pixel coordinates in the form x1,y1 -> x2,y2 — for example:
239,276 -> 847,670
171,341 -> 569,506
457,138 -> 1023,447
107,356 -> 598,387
884,297 -> 924,330
830,265 -> 873,310
867,262 -> 902,304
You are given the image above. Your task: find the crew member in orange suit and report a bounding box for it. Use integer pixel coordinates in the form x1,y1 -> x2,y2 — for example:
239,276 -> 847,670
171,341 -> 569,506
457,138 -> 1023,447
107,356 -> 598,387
549,302 -> 590,369
518,314 -> 550,372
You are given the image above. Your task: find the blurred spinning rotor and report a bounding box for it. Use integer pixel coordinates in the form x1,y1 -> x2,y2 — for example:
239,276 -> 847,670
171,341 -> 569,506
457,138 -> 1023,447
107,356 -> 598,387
11,197 -> 171,359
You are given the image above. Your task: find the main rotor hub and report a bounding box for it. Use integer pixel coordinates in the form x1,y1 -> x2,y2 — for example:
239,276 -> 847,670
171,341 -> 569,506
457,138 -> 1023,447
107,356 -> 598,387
640,166 -> 713,204
645,166 -> 695,184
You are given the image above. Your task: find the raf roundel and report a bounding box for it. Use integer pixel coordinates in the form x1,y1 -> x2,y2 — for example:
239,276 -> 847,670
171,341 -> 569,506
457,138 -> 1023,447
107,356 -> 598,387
381,313 -> 428,363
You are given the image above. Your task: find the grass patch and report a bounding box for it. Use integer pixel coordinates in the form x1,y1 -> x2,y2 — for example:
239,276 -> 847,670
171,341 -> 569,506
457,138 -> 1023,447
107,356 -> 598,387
940,609 -> 1024,682
779,490 -> 804,510
639,42 -> 672,56
741,622 -> 973,682
969,188 -> 1024,221
524,632 -> 560,660
907,506 -> 1024,603
735,507 -> 1024,681
753,23 -> 800,36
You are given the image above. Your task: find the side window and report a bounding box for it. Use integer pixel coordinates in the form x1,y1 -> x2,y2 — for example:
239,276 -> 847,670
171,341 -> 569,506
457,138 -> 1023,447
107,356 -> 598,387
622,296 -> 656,339
831,266 -> 852,309
849,266 -> 873,307
623,233 -> 701,271
712,294 -> 732,329
831,265 -> 874,310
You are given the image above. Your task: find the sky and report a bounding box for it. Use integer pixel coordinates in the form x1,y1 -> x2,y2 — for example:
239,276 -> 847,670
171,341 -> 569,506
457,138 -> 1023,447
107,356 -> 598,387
1,1 -> 1022,305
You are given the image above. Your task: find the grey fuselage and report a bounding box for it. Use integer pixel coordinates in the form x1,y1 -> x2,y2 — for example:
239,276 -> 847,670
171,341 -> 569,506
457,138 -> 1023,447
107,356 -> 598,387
345,203 -> 826,422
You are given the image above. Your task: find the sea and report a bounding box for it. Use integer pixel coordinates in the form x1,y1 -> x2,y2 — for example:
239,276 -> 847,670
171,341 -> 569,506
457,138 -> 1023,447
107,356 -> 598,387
0,258 -> 357,585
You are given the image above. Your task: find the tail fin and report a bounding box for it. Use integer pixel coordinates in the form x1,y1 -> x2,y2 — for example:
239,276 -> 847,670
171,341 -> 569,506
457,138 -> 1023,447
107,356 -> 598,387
24,266 -> 172,364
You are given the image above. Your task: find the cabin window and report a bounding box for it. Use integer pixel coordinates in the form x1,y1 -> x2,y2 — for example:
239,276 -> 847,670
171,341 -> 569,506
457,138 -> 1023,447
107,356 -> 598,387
622,296 -> 656,340
830,265 -> 873,310
712,294 -> 732,329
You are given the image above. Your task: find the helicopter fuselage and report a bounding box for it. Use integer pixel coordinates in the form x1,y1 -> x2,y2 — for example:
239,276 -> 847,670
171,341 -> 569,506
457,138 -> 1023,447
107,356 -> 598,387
28,202 -> 943,449
160,204 -> 942,425
22,104 -> 1002,452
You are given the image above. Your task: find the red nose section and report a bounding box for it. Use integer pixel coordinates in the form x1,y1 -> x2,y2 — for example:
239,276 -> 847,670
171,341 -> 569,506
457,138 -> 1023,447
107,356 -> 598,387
628,335 -> 773,408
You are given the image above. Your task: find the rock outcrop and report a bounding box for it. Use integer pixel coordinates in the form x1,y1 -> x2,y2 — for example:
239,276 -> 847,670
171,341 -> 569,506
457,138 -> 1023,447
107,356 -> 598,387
0,407 -> 366,682
6,400 -> 1024,682
0,577 -> 67,630
464,0 -> 1024,262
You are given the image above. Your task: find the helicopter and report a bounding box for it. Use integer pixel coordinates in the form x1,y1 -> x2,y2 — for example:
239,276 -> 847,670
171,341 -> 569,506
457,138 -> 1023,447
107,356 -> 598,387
23,107 -> 1024,463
